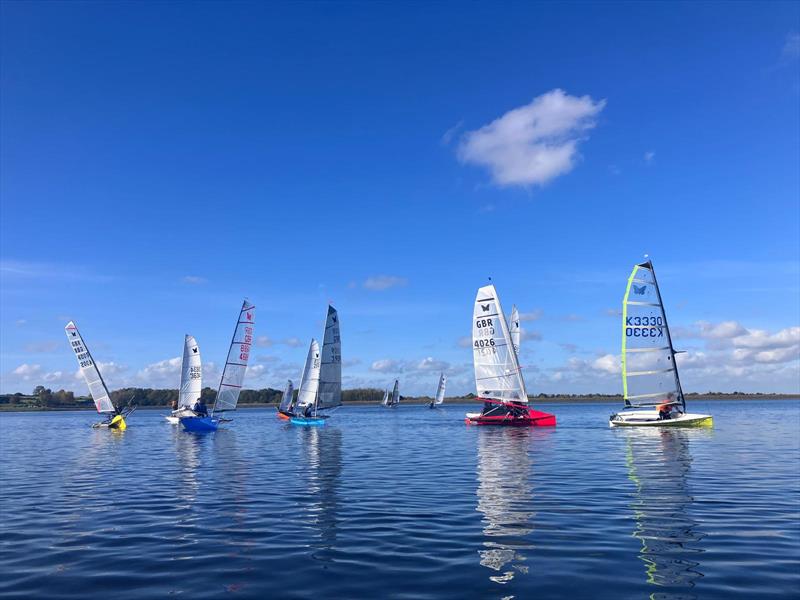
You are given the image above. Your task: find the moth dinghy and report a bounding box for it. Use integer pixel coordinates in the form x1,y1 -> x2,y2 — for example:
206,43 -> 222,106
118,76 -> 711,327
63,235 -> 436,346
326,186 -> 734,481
276,380 -> 295,420
465,284 -> 555,426
383,379 -> 400,408
165,335 -> 202,424
180,300 -> 255,432
65,321 -> 135,429
291,305 -> 342,426
609,260 -> 712,427
429,373 -> 446,409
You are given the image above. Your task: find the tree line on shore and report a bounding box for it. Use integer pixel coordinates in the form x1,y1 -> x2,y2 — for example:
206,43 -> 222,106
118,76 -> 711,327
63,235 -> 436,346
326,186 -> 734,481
0,386 -> 794,410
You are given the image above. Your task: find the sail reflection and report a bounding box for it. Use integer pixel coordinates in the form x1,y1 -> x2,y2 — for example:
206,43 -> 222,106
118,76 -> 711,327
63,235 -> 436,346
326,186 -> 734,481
172,427 -> 203,508
475,428 -> 538,585
624,428 -> 707,597
299,427 -> 343,557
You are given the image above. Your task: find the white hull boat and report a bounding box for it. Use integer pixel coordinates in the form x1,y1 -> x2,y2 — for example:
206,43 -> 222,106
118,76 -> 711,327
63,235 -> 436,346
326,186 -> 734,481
610,409 -> 712,427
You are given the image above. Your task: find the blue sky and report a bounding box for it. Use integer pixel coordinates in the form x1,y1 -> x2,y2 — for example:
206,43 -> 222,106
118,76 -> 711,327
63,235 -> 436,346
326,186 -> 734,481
2,1 -> 798,396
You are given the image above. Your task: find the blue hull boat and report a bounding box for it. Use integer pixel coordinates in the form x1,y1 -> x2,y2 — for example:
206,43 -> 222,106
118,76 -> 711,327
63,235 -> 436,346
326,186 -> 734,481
180,416 -> 219,432
290,416 -> 326,426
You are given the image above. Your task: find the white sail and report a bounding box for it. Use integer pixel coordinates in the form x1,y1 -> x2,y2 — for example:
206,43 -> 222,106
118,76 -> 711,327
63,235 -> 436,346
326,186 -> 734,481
317,305 -> 342,410
279,380 -> 294,412
64,321 -> 115,413
390,379 -> 400,405
509,305 -> 521,356
434,373 -> 447,405
295,339 -> 321,410
621,261 -> 684,409
381,388 -> 389,406
472,284 -> 528,403
179,335 -> 202,409
212,300 -> 255,414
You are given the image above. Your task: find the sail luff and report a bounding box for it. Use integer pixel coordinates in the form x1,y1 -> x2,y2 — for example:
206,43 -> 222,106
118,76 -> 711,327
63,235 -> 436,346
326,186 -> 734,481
64,321 -> 116,414
179,335 -> 202,409
211,300 -> 255,416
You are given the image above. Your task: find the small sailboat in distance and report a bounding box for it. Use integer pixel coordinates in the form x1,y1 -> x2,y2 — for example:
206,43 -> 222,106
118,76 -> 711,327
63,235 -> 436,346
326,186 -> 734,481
429,373 -> 446,409
291,305 -> 343,426
465,284 -> 556,426
384,379 -> 400,407
165,335 -> 202,424
380,387 -> 390,406
610,260 -> 712,427
65,321 -> 134,429
181,300 -> 255,432
276,380 -> 295,420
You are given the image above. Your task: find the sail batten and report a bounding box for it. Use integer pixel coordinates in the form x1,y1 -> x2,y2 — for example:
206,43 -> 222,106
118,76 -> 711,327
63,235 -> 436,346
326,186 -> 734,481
211,300 -> 255,415
179,335 -> 202,409
65,321 -> 115,413
621,261 -> 684,409
295,339 -> 321,410
472,284 -> 528,403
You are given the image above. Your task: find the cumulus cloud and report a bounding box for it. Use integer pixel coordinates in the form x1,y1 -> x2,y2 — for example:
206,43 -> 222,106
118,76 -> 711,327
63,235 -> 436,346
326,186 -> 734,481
136,358 -> 180,386
363,275 -> 408,291
370,359 -> 404,373
12,363 -> 43,380
457,89 -> 606,187
416,357 -> 450,371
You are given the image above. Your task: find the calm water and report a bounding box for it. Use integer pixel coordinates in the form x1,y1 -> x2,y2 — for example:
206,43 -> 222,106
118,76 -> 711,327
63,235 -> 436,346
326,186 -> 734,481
1,400 -> 798,599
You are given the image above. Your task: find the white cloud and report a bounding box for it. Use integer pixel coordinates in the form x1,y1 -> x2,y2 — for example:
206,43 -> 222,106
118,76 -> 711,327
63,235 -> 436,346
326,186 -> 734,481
592,354 -> 620,375
416,357 -> 450,371
644,151 -> 655,164
697,320 -> 748,339
181,275 -> 207,284
457,89 -> 606,187
518,309 -> 543,321
370,359 -> 404,373
12,363 -> 42,380
781,32 -> 800,61
363,275 -> 408,291
441,120 -> 464,145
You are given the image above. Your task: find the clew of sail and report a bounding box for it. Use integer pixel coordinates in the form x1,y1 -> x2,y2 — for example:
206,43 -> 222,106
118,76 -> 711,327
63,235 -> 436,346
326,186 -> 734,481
434,373 -> 447,405
621,261 -> 683,409
64,321 -> 116,413
179,335 -> 202,409
391,379 -> 400,405
509,305 -> 521,356
279,380 -> 294,412
212,300 -> 255,415
473,284 -> 528,403
317,305 -> 342,410
295,339 -> 321,411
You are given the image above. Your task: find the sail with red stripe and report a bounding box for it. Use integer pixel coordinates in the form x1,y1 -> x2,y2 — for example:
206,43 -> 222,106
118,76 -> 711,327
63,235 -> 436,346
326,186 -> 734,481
211,300 -> 255,415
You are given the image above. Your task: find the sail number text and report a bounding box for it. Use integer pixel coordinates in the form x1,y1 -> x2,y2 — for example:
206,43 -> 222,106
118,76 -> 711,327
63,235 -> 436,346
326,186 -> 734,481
71,340 -> 93,368
625,316 -> 665,338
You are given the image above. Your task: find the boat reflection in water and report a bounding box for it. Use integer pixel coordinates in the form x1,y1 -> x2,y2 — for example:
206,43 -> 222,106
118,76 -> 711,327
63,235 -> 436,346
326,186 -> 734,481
475,427 -> 542,585
624,428 -> 707,598
299,426 -> 343,558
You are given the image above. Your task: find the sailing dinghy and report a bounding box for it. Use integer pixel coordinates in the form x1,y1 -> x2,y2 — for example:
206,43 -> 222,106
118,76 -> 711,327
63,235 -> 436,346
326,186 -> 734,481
276,380 -> 295,419
291,305 -> 343,426
180,300 -> 255,432
65,321 -> 134,429
165,335 -> 202,424
429,373 -> 446,408
383,379 -> 400,408
465,285 -> 556,426
609,260 -> 712,427
380,388 -> 390,406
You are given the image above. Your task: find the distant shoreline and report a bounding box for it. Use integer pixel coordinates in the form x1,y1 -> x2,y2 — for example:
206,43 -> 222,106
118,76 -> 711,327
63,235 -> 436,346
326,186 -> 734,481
1,393 -> 797,412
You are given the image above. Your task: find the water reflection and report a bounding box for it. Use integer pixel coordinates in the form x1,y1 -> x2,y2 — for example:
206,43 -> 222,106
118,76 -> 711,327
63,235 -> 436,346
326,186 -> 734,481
172,427 -> 202,508
624,428 -> 706,599
475,428 -> 537,585
299,427 -> 343,559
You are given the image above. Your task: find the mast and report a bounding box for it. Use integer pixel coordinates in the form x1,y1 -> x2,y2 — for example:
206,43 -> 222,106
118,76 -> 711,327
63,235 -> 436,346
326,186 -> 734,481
647,260 -> 685,410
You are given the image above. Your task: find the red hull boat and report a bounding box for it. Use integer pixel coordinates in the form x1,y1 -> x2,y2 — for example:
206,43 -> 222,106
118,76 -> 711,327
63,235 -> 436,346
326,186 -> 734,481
465,398 -> 556,427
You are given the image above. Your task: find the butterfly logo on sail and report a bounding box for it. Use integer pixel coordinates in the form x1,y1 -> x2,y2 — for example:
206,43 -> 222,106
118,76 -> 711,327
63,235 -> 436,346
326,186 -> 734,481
192,347 -> 198,353
481,304 -> 490,312
246,312 -> 253,321
633,285 -> 647,295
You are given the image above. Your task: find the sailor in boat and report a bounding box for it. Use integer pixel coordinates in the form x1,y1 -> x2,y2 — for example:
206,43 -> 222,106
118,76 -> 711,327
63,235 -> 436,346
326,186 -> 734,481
303,403 -> 313,418
657,393 -> 681,420
171,398 -> 179,411
193,398 -> 209,418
